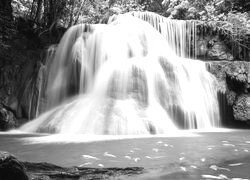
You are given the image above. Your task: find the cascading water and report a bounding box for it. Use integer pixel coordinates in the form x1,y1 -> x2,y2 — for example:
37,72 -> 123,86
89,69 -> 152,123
20,12 -> 220,134
129,11 -> 197,58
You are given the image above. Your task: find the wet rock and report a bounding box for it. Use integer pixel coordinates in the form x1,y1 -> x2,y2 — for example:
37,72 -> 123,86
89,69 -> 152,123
233,94 -> 250,121
0,151 -> 29,180
207,40 -> 234,61
207,61 -> 250,94
225,61 -> 250,89
0,151 -> 144,180
226,90 -> 237,106
207,61 -> 250,123
0,105 -> 16,131
0,49 -> 46,123
23,161 -> 144,180
30,175 -> 50,180
196,35 -> 234,61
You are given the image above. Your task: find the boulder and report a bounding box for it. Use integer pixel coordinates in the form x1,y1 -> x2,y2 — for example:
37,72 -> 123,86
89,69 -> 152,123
207,40 -> 234,61
207,61 -> 250,93
0,151 -> 29,180
207,61 -> 250,123
0,150 -> 144,180
196,35 -> 234,61
225,61 -> 249,84
0,105 -> 16,131
226,90 -> 237,106
233,94 -> 250,121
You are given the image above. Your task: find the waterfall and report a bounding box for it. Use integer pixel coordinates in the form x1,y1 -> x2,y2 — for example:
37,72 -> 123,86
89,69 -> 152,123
129,11 -> 197,58
20,12 -> 220,134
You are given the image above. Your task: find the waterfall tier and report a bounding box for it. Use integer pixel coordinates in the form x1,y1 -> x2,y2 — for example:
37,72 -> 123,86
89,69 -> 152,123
129,11 -> 197,58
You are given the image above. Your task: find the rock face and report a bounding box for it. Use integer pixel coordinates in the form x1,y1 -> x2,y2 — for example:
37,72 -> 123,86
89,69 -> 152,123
233,95 -> 250,121
195,21 -> 249,62
0,151 -> 29,180
196,35 -> 234,61
207,40 -> 234,61
0,1 -> 65,130
0,105 -> 16,131
0,50 -> 44,128
207,61 -> 250,123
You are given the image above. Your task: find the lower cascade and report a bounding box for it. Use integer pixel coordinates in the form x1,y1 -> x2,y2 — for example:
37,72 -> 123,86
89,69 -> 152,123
20,12 -> 221,134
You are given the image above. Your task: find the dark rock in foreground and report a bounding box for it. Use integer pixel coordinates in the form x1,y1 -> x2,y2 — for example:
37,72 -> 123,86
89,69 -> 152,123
0,151 -> 29,180
26,164 -> 144,180
0,151 -> 144,180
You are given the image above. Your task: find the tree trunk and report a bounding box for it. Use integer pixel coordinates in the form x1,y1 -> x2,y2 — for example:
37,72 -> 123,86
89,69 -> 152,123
47,0 -> 54,28
29,0 -> 36,19
74,0 -> 85,25
34,0 -> 43,23
68,0 -> 75,28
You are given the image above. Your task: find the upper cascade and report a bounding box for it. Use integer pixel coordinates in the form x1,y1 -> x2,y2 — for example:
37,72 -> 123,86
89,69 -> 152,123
20,12 -> 220,134
129,11 -> 197,58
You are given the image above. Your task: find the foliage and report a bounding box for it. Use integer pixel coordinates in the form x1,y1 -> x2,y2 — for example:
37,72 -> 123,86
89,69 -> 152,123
225,12 -> 250,37
109,0 -> 145,13
10,0 -> 149,26
160,0 -> 228,20
231,0 -> 250,13
12,0 -> 31,18
158,0 -> 250,61
215,12 -> 250,53
195,11 -> 250,61
159,0 -> 248,22
10,0 -> 249,27
0,0 -> 15,49
4,0 -> 250,54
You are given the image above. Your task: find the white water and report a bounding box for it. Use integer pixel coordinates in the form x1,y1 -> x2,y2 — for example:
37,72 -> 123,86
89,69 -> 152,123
130,11 -> 197,58
7,128 -> 233,144
20,12 -> 220,134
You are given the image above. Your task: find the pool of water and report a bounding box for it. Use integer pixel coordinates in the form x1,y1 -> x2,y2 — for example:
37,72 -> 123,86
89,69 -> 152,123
1,129 -> 250,179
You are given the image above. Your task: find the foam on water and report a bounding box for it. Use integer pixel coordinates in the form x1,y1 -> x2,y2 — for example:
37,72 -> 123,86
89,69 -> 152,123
20,132 -> 199,144
15,128 -> 233,144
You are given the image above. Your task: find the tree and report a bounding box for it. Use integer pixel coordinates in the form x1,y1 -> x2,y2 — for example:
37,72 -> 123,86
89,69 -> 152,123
0,0 -> 14,48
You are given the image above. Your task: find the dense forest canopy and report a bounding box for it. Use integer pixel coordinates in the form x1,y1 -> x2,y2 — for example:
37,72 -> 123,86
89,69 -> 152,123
10,0 -> 250,24
0,0 -> 250,51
